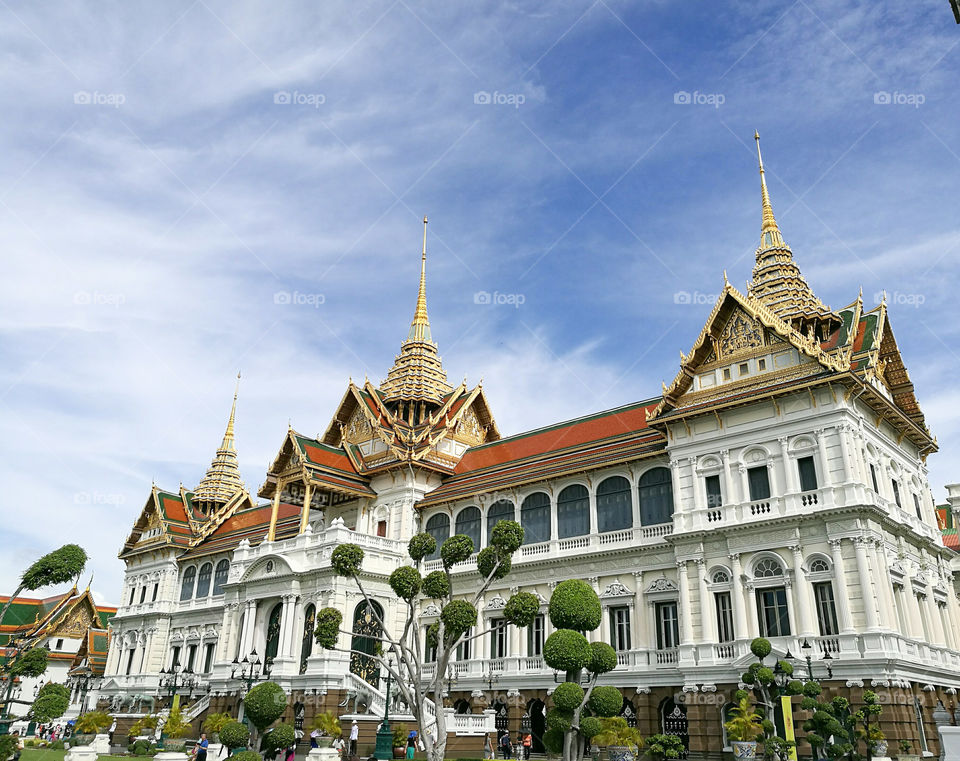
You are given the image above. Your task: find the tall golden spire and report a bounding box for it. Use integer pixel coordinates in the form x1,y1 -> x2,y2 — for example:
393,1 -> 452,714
380,216 -> 452,406
193,373 -> 246,510
748,132 -> 836,332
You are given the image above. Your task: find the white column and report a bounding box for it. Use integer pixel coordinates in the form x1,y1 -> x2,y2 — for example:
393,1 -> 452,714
901,573 -> 924,639
669,459 -> 684,513
107,637 -> 122,676
720,450 -> 733,505
870,540 -> 896,630
689,458 -> 704,511
677,561 -> 694,645
815,429 -> 832,486
587,487 -> 598,536
791,545 -> 815,636
696,559 -> 714,643
632,572 -> 648,648
767,460 -> 781,498
837,426 -> 853,482
739,464 -> 751,503
779,437 -> 796,493
828,540 -> 854,632
239,600 -> 257,656
549,493 -> 559,542
729,554 -> 749,639
854,538 -> 879,630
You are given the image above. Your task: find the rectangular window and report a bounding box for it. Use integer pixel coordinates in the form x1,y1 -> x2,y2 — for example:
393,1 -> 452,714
722,368 -> 731,381
892,480 -> 902,507
609,606 -> 632,652
528,615 -> 545,657
705,475 -> 723,508
797,456 -> 818,492
125,649 -> 136,675
139,586 -> 146,604
655,602 -> 679,650
152,583 -> 159,602
870,464 -> 879,493
913,493 -> 922,521
377,520 -> 387,537
756,587 -> 791,637
129,587 -> 136,606
748,466 -> 771,501
203,643 -> 215,673
758,358 -> 766,371
424,632 -> 437,663
490,618 -> 508,659
55,638 -> 64,650
186,644 -> 197,672
171,645 -> 181,668
739,363 -> 749,376
914,698 -> 929,753
455,628 -> 471,661
715,592 -> 734,643
813,582 -> 839,636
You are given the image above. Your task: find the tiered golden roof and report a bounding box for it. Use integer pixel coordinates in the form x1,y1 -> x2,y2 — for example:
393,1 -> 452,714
747,132 -> 838,333
379,217 -> 454,406
193,373 -> 246,509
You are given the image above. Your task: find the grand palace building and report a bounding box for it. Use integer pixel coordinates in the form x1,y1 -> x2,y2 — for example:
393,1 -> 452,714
97,136 -> 960,757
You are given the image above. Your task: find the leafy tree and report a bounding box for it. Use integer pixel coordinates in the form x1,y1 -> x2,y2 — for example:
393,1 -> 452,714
74,710 -> 113,734
314,520 -> 527,761
8,646 -> 49,678
219,720 -> 250,751
741,638 -> 805,761
0,735 -> 19,761
30,682 -> 70,723
202,712 -> 234,737
242,681 -> 287,746
541,580 -> 621,761
644,734 -> 686,761
263,723 -> 296,752
163,702 -> 192,739
0,544 -> 88,626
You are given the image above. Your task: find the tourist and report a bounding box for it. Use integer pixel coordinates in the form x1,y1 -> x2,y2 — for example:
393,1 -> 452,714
195,733 -> 209,761
483,734 -> 494,760
349,720 -> 359,757
406,729 -> 417,760
285,743 -> 296,761
310,728 -> 320,750
522,734 -> 531,760
498,732 -> 511,760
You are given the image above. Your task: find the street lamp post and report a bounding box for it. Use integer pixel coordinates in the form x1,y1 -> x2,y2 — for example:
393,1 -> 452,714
374,660 -> 395,760
230,650 -> 273,724
800,639 -> 834,681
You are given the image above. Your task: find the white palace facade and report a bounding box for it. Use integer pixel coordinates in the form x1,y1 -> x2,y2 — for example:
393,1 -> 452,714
99,137 -> 960,757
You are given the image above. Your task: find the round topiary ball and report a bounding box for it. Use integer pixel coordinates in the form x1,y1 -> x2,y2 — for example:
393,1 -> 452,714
551,682 -> 585,712
422,571 -> 450,599
548,580 -> 601,632
803,681 -> 822,698
504,592 -> 540,628
441,535 -> 474,569
755,667 -> 775,685
777,660 -> 794,676
263,723 -> 296,752
543,629 -> 592,672
389,566 -> 422,600
542,729 -> 564,754
750,637 -> 772,659
734,689 -> 749,702
331,544 -> 364,577
741,671 -> 756,685
579,716 -> 602,740
216,721 -> 249,751
477,547 -> 511,580
786,680 -> 804,695
408,533 -> 437,562
800,697 -> 819,712
440,599 -> 477,641
587,685 -> 623,718
588,642 -> 617,675
314,607 -> 343,649
490,520 -> 524,553
545,709 -> 573,733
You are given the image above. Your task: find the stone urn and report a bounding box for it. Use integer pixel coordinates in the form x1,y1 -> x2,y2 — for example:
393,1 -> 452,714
605,746 -> 634,761
731,740 -> 758,760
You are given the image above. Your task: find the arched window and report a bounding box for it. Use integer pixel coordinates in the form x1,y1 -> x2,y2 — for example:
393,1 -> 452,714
712,570 -> 730,584
300,604 -> 316,675
557,485 -> 589,539
487,500 -> 515,543
455,507 -> 481,553
195,563 -> 212,598
425,514 -> 450,560
180,567 -> 196,601
454,699 -> 471,715
755,558 -> 784,578
521,493 -> 550,545
639,468 -> 673,526
213,560 -> 230,596
350,601 -> 384,686
809,558 -> 830,574
597,477 -> 632,533
265,602 -> 283,661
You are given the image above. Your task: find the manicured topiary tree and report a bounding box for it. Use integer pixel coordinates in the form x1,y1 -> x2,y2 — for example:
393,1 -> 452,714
314,520 -> 529,761
0,544 -> 88,626
219,720 -> 251,753
540,580 -> 621,761
242,681 -> 287,747
30,682 -> 70,723
263,723 -> 297,753
9,646 -> 49,678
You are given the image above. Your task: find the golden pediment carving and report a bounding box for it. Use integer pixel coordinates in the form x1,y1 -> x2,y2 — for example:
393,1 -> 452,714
455,408 -> 483,445
343,408 -> 374,445
718,310 -> 764,357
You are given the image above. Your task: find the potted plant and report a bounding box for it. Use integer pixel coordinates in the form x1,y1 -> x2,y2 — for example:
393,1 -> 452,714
864,726 -> 887,758
897,739 -> 919,761
130,714 -> 160,742
310,712 -> 342,749
644,734 -> 685,761
724,697 -> 764,760
591,717 -> 644,761
162,703 -> 192,752
202,713 -> 234,745
72,710 -> 113,746
392,723 -> 408,759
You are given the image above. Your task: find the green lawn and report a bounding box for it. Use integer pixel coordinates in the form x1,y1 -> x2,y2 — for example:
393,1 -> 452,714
20,750 -> 131,761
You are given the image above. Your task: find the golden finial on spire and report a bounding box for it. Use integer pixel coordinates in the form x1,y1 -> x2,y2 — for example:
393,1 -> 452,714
223,371 -> 240,449
408,215 -> 431,343
755,131 -> 779,235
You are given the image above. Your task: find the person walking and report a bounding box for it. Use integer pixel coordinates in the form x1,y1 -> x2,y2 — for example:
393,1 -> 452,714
522,733 -> 531,760
195,733 -> 209,761
484,734 -> 494,761
406,730 -> 417,760
349,720 -> 359,757
499,732 -> 511,760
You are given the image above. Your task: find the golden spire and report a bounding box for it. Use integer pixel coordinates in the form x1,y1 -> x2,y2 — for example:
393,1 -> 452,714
408,216 -> 432,343
755,131 -> 779,235
193,374 -> 246,508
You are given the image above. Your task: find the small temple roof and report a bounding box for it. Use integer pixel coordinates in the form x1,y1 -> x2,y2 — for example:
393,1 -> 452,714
194,374 -> 246,505
379,217 -> 453,405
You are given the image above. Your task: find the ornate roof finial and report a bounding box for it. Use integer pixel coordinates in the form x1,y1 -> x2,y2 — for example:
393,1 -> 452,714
223,371 -> 240,451
409,215 -> 431,343
193,375 -> 246,506
755,131 -> 779,235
